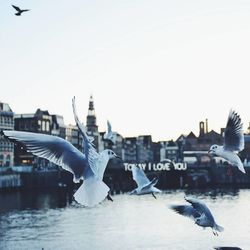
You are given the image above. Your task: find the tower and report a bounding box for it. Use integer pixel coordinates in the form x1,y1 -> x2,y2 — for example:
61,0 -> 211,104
86,95 -> 99,149
199,121 -> 205,136
205,118 -> 208,133
86,95 -> 98,134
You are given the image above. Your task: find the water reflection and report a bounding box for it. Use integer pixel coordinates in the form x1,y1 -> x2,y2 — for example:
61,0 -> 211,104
0,188 -> 241,213
0,188 -> 248,250
0,189 -> 72,213
184,188 -> 240,200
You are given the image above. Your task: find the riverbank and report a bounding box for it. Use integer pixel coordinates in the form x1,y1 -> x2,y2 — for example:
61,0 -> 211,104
0,163 -> 249,193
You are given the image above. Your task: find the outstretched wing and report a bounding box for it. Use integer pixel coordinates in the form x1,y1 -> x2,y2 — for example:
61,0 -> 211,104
224,110 -> 244,152
72,97 -> 99,177
141,177 -> 158,191
12,5 -> 21,11
3,130 -> 89,181
107,120 -> 112,134
131,166 -> 150,188
104,120 -> 112,139
169,204 -> 201,220
185,197 -> 214,221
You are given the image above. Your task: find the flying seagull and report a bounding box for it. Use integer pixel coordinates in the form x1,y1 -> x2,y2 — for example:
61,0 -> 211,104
12,5 -> 30,16
214,247 -> 242,250
208,110 -> 245,173
72,96 -> 118,202
3,100 -> 120,207
130,165 -> 161,198
103,120 -> 115,144
169,197 -> 224,236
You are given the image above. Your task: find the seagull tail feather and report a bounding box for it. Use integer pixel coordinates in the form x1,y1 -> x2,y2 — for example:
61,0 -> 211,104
215,224 -> 224,232
74,178 -> 109,207
237,162 -> 246,174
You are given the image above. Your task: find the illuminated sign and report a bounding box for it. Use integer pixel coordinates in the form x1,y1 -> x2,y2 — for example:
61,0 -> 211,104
124,162 -> 187,171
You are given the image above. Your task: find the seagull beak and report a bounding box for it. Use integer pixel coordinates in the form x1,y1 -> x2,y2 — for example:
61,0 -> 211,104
115,155 -> 122,161
208,150 -> 216,156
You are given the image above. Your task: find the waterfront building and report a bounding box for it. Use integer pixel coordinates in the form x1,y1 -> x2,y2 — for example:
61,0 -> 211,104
15,109 -> 52,134
176,120 -> 223,166
14,109 -> 53,165
0,102 -> 14,167
152,142 -> 161,163
182,132 -> 196,151
51,115 -> 66,139
65,124 -> 83,152
160,140 -> 178,162
122,137 -> 137,162
182,120 -> 223,152
136,135 -> 154,163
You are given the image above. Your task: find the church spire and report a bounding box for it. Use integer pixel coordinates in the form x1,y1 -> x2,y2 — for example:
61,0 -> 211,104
88,95 -> 95,116
86,95 -> 98,133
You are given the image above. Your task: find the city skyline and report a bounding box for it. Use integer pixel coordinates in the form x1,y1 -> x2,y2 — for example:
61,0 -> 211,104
2,97 -> 250,143
1,0 -> 250,141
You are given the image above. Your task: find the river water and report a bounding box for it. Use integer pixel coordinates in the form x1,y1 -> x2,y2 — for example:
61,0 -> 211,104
0,188 -> 248,250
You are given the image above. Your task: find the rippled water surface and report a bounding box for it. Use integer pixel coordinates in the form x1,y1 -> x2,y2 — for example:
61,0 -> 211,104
0,189 -> 249,250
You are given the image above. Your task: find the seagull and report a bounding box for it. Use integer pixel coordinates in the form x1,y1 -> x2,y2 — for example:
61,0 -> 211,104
214,247 -> 242,250
12,5 -> 30,16
169,197 -> 224,236
3,100 -> 120,207
72,97 -> 118,203
130,165 -> 161,198
103,120 -> 115,144
208,110 -> 245,173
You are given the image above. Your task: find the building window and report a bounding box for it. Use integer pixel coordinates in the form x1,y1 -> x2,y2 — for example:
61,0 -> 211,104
46,121 -> 50,132
0,155 -> 3,166
5,155 -> 10,167
42,121 -> 46,131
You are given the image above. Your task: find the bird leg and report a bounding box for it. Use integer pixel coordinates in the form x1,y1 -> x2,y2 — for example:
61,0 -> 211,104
152,193 -> 157,199
107,193 -> 113,202
212,229 -> 218,236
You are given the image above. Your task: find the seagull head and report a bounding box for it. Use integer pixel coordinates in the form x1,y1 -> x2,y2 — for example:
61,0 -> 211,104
194,214 -> 206,227
104,149 -> 122,160
208,144 -> 220,156
194,217 -> 201,225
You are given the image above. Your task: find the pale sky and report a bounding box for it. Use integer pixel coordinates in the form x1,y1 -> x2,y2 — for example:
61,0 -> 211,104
1,0 -> 250,141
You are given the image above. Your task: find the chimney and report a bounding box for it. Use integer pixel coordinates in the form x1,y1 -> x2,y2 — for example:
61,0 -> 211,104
199,121 -> 205,136
205,119 -> 208,133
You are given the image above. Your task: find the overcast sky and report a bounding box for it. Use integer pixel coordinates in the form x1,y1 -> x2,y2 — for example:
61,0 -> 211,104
1,0 -> 250,141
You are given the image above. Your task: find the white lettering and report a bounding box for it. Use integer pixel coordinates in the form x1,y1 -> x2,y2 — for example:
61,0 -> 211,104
174,163 -> 187,171
124,162 -> 187,171
148,162 -> 152,171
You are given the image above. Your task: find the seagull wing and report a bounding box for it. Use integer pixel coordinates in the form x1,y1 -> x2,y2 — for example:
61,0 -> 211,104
185,197 -> 214,221
3,130 -> 89,181
107,120 -> 112,134
224,110 -> 244,152
141,177 -> 158,191
12,5 -> 21,11
169,204 -> 201,220
131,166 -> 150,188
103,120 -> 112,140
72,97 -> 99,177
